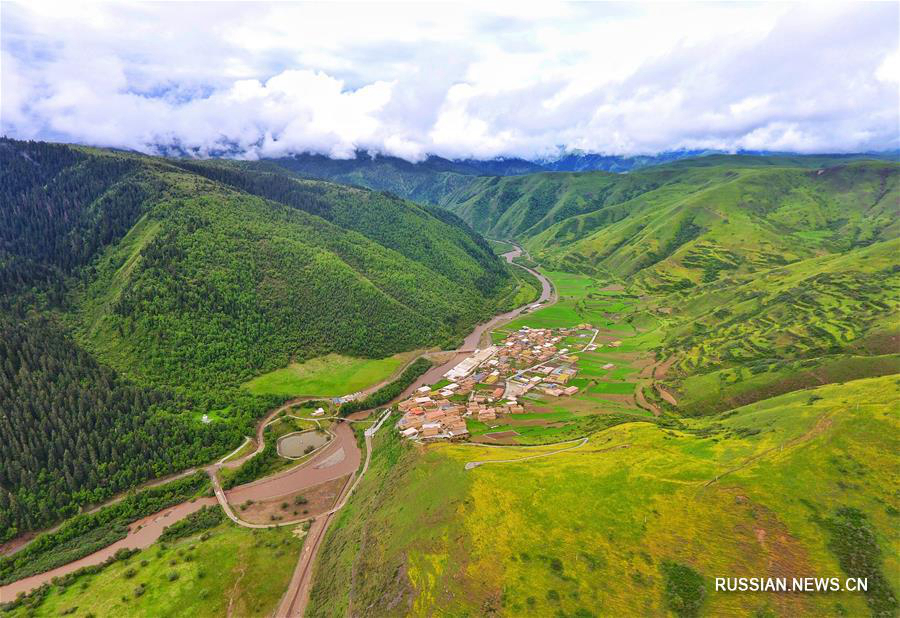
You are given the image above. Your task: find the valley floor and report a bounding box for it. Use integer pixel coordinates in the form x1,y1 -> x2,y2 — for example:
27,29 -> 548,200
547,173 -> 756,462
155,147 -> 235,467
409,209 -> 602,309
3,261 -> 896,618
304,267 -> 899,618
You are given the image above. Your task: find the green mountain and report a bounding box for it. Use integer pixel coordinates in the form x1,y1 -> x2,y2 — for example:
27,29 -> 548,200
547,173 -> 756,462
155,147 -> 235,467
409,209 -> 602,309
266,152 -> 490,205
439,157 -> 898,257
0,138 -> 516,539
440,156 -> 900,408
265,151 -> 898,211
299,156 -> 899,617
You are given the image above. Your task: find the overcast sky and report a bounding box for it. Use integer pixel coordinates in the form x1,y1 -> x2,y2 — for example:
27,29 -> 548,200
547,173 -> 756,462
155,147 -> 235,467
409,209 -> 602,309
2,1 -> 898,161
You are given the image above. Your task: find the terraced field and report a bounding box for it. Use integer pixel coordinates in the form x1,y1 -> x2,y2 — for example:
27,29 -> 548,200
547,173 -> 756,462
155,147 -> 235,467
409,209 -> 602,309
306,226 -> 898,616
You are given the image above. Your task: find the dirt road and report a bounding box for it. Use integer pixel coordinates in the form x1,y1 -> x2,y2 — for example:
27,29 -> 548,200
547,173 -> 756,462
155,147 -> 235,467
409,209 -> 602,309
275,410 -> 387,617
224,422 -> 360,505
0,421 -> 360,600
409,244 -> 556,393
464,437 -> 590,469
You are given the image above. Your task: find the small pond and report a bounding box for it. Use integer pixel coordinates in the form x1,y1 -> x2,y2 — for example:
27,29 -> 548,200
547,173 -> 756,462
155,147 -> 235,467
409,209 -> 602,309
277,430 -> 330,458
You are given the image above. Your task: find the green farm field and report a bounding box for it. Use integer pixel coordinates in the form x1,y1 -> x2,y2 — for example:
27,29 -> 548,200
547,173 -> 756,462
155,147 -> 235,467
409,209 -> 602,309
482,270 -> 658,443
6,519 -> 302,618
242,350 -> 421,397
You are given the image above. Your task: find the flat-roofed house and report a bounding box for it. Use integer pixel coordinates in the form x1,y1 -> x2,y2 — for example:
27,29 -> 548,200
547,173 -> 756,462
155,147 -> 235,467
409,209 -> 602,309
400,415 -> 426,429
478,408 -> 497,421
421,422 -> 441,437
448,422 -> 469,437
425,409 -> 445,422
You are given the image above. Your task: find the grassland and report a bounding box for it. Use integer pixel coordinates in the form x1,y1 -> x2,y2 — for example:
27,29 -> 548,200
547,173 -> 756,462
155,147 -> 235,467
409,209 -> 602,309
487,239 -> 515,255
308,246 -> 898,616
499,246 -> 899,424
5,519 -> 303,617
438,159 -> 899,288
242,350 -> 421,397
309,375 -> 898,617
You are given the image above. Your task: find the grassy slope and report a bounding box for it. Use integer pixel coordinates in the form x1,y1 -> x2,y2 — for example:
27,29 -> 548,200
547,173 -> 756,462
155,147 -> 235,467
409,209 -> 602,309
439,157 -> 898,251
641,239 -> 900,413
529,162 -> 899,291
308,256 -> 898,616
309,376 -> 898,617
6,521 -> 302,617
475,162 -> 900,415
261,154 -> 478,206
242,350 -> 421,397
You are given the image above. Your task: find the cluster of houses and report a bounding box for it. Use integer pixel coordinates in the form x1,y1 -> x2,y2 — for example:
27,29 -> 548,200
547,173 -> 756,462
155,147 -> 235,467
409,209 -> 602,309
396,390 -> 469,439
396,325 -> 596,441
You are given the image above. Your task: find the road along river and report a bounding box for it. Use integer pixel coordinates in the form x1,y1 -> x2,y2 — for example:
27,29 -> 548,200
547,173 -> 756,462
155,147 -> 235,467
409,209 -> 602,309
408,244 -> 555,393
0,243 -> 555,604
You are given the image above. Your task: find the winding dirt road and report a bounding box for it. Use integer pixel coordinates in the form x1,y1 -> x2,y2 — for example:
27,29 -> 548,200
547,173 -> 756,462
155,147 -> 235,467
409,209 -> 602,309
0,418 -> 361,601
274,410 -> 391,617
408,244 -> 556,393
464,437 -> 590,469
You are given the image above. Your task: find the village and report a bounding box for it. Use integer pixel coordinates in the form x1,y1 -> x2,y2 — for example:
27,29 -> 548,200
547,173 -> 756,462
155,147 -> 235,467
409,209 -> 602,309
396,325 -> 609,441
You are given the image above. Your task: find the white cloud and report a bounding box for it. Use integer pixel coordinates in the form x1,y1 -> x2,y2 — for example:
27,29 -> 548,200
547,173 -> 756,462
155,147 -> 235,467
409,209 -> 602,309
1,1 -> 897,159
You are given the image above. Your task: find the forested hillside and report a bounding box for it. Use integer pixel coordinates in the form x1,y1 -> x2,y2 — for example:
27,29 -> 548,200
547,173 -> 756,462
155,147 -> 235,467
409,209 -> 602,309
267,152 -> 486,205
0,138 -> 514,540
0,318 -> 238,540
265,151 -> 898,211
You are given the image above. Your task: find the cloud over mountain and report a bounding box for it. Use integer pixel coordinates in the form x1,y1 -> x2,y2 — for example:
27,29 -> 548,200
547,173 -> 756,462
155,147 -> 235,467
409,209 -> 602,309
2,2 -> 897,160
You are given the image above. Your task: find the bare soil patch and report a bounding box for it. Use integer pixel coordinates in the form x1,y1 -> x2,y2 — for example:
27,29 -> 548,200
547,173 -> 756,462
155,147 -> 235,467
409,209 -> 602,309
547,397 -> 631,415
634,382 -> 660,416
502,417 -> 562,427
724,489 -> 816,616
634,357 -> 657,378
233,475 -> 348,524
654,356 -> 676,379
593,330 -> 625,344
655,384 -> 678,405
522,403 -> 557,414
